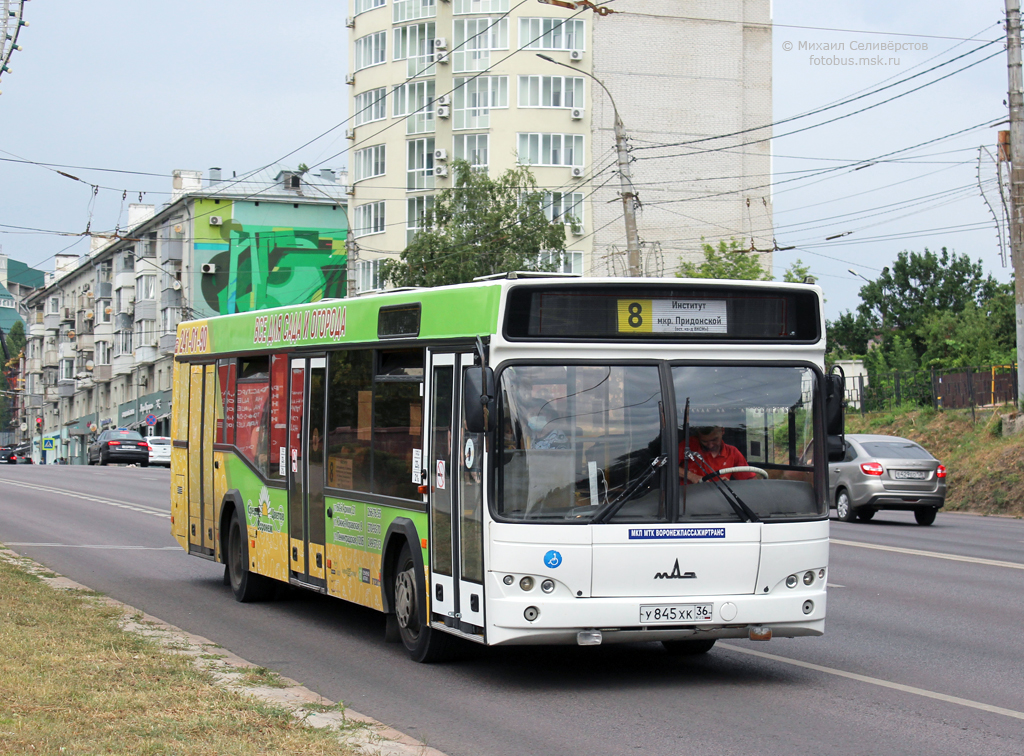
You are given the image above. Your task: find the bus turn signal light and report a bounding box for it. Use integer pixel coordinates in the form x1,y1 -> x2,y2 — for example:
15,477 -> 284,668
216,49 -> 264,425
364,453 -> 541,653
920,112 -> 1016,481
860,462 -> 884,476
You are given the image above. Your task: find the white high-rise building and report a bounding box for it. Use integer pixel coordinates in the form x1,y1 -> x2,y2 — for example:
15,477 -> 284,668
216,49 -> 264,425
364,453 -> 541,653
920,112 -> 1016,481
346,0 -> 772,290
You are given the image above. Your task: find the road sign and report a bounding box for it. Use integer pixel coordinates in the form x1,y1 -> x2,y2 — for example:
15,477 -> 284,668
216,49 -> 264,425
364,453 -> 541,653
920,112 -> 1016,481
145,414 -> 157,426
42,438 -> 55,450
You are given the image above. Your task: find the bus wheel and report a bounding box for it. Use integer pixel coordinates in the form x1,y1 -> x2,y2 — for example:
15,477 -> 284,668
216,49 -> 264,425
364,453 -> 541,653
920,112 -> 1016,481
662,638 -> 716,656
394,544 -> 453,663
227,510 -> 273,602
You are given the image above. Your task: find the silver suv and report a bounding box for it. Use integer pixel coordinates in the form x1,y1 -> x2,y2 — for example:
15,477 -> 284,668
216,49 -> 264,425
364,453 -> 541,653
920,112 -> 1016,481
830,434 -> 946,525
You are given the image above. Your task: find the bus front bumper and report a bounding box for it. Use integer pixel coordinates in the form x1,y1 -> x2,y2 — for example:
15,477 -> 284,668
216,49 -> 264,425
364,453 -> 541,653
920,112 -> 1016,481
485,587 -> 827,646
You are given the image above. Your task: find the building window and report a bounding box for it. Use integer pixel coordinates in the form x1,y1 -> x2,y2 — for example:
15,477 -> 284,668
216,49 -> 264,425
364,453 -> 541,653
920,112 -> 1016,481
518,75 -> 584,109
407,138 -> 436,191
161,307 -> 181,338
60,359 -> 74,381
134,320 -> 156,348
353,202 -> 386,237
543,191 -> 584,226
356,259 -> 384,293
519,17 -> 584,50
354,88 -> 387,127
99,300 -> 112,323
394,22 -> 436,78
49,297 -> 60,314
538,250 -> 583,275
407,195 -> 435,244
135,274 -> 156,301
453,76 -> 507,130
355,31 -> 387,71
517,133 -> 585,167
393,0 -> 435,23
454,0 -> 509,14
394,80 -> 435,134
355,0 -> 386,15
115,330 -> 133,357
353,145 -> 387,183
453,18 -> 508,73
453,134 -> 489,171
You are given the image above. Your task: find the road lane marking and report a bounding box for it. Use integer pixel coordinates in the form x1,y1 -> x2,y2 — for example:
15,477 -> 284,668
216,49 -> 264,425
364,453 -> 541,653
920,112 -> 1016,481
826,583 -> 844,588
0,478 -> 169,519
4,543 -> 180,550
719,643 -> 1024,721
831,538 -> 1024,570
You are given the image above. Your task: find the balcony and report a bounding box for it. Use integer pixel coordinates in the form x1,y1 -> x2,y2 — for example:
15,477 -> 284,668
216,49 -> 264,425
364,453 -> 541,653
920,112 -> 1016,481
159,333 -> 177,354
43,350 -> 59,367
134,300 -> 157,321
44,313 -> 60,331
160,237 -> 184,263
76,334 -> 95,351
44,386 -> 60,403
26,357 -> 42,373
92,365 -> 112,382
57,383 -> 75,398
26,394 -> 43,409
96,281 -> 112,298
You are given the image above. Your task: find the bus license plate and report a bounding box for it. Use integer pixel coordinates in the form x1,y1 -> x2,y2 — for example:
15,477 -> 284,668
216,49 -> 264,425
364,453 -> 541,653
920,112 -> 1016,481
640,604 -> 714,624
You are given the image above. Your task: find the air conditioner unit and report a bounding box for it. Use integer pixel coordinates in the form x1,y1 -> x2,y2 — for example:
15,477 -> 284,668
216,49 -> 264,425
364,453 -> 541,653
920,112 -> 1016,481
345,73 -> 356,85
201,263 -> 217,274
570,107 -> 584,120
570,166 -> 585,178
345,16 -> 355,28
434,37 -> 448,50
571,225 -> 584,236
569,50 -> 584,61
345,128 -> 356,140
434,52 -> 448,64
436,105 -> 450,119
436,94 -> 451,107
209,215 -> 223,226
434,165 -> 449,178
434,148 -> 448,161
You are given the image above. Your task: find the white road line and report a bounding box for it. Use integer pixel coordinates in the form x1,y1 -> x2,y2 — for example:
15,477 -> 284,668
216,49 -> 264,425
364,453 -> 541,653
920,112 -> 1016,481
0,478 -> 170,519
831,538 -> 1024,570
4,543 -> 180,550
826,583 -> 844,588
719,644 -> 1024,721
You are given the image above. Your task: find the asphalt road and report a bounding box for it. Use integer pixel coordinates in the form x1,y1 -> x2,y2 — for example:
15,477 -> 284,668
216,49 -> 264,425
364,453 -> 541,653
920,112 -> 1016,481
1,465 -> 1022,756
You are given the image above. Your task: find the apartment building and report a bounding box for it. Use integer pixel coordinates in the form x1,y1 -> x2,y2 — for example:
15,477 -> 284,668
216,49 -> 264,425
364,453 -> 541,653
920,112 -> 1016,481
345,0 -> 772,288
23,167 -> 348,464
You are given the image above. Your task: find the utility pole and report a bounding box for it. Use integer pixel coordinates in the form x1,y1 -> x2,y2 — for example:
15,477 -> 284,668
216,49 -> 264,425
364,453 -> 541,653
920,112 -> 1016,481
536,53 -> 642,276
1007,0 -> 1024,407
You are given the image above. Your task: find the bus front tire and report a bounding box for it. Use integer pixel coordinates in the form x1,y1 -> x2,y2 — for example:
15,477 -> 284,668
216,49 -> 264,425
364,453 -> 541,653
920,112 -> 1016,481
662,638 -> 716,656
394,544 -> 453,662
227,510 -> 273,602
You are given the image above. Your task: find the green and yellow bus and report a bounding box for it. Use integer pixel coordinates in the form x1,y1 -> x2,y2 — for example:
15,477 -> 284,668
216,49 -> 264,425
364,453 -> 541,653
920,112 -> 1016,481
171,275 -> 844,662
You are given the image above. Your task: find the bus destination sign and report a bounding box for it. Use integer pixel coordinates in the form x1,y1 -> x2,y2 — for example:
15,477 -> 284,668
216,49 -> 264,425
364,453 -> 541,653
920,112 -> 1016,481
617,299 -> 728,334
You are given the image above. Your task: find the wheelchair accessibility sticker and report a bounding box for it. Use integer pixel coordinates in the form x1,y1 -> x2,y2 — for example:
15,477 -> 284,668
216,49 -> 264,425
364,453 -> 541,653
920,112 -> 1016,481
544,550 -> 562,568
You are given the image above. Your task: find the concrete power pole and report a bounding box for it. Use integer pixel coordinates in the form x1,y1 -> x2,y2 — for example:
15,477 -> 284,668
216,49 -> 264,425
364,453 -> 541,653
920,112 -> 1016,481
613,115 -> 642,277
1007,0 -> 1024,407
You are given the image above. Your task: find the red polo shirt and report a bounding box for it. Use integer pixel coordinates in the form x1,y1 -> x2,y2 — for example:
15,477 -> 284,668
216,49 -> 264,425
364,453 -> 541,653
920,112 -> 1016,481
679,436 -> 756,481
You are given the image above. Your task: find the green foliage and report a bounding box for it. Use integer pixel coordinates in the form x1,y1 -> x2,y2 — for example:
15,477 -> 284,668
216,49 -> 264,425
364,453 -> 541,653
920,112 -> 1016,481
380,161 -> 567,288
781,258 -> 811,283
826,309 -> 874,358
917,291 -> 1016,369
1,320 -> 26,431
677,238 -> 772,281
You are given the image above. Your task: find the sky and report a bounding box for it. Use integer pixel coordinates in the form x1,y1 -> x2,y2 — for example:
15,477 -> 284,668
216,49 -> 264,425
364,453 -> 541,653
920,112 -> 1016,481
0,1 -> 1013,320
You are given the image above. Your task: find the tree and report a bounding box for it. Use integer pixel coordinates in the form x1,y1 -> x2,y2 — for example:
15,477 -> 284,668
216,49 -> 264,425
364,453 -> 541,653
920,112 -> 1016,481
677,239 -> 772,281
379,161 -> 567,288
781,258 -> 811,283
916,282 -> 1016,368
855,247 -> 999,358
826,310 -> 875,358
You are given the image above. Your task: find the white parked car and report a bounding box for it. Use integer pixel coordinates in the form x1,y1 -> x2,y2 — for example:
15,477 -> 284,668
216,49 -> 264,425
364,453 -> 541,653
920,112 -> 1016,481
147,436 -> 172,466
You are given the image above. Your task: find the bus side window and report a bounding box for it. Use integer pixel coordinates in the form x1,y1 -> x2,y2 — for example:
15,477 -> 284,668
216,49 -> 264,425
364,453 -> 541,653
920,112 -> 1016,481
236,356 -> 270,476
326,350 -> 373,493
268,355 -> 289,480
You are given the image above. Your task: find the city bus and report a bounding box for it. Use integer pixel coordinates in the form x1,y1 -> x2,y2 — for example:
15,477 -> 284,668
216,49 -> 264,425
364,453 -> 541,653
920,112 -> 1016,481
170,275 -> 844,662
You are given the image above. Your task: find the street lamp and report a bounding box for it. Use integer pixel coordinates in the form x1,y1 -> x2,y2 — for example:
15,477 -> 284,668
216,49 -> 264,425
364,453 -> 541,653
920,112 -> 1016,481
536,53 -> 642,276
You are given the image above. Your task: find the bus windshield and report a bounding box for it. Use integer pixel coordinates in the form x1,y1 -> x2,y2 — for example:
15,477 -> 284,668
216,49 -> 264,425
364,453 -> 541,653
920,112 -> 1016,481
497,363 -> 823,523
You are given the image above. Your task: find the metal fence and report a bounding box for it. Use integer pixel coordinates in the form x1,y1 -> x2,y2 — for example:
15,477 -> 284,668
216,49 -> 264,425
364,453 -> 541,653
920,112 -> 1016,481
844,364 -> 1019,414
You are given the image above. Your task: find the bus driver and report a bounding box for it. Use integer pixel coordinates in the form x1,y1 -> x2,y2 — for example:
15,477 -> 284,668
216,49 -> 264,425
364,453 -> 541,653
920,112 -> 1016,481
679,426 -> 757,484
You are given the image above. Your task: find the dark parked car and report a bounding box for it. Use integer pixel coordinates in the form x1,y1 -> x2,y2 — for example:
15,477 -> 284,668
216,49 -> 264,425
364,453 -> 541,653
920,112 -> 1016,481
1,445 -> 14,464
1,444 -> 32,464
88,429 -> 151,467
830,434 -> 946,525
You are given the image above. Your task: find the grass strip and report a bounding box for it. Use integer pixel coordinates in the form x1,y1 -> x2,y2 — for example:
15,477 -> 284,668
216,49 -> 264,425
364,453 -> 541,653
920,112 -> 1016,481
0,557 -> 357,755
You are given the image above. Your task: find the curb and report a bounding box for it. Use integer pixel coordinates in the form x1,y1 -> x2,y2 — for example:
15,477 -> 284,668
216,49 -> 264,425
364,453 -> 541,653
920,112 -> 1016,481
0,548 -> 449,756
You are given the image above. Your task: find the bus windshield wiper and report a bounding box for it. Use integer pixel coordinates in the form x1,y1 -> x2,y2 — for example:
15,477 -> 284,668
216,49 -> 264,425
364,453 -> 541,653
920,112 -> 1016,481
587,455 -> 667,524
684,451 -> 760,523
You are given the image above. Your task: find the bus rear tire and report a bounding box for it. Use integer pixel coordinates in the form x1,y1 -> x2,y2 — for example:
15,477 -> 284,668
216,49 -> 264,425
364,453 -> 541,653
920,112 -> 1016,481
394,544 -> 453,662
227,510 -> 273,602
662,638 -> 716,656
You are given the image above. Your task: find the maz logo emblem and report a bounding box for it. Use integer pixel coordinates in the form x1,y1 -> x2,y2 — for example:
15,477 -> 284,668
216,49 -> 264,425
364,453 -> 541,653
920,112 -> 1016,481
654,559 -> 696,580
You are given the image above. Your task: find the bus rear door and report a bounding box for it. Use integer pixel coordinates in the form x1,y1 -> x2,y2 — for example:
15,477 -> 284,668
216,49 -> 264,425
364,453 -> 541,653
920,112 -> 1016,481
287,356 -> 328,590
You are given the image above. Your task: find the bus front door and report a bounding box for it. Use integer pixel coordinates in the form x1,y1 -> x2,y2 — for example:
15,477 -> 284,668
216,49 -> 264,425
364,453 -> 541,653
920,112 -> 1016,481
426,351 -> 486,635
287,356 -> 328,590
187,363 -> 216,558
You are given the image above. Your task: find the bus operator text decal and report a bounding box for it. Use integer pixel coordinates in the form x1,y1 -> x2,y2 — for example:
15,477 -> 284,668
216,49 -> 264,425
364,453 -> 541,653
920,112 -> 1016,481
629,527 -> 726,539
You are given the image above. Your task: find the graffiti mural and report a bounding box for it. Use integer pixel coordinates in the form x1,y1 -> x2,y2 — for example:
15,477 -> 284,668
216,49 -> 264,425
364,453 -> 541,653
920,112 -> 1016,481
194,199 -> 348,316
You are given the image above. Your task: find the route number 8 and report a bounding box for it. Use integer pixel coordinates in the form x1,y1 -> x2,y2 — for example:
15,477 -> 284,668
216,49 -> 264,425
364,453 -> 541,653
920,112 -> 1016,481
628,302 -> 643,328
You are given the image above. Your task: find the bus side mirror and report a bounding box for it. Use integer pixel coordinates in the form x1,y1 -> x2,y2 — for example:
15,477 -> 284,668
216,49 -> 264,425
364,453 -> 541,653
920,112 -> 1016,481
826,370 -> 846,462
463,366 -> 495,434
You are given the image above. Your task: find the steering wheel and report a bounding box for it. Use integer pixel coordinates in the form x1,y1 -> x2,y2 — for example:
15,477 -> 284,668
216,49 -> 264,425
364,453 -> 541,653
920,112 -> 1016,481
701,466 -> 769,481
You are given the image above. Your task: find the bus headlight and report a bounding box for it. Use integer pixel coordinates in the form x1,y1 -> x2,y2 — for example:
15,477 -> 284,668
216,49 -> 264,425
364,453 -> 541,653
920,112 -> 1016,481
803,571 -> 814,585
541,579 -> 555,593
786,574 -> 798,589
503,575 -> 514,585
520,576 -> 535,591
